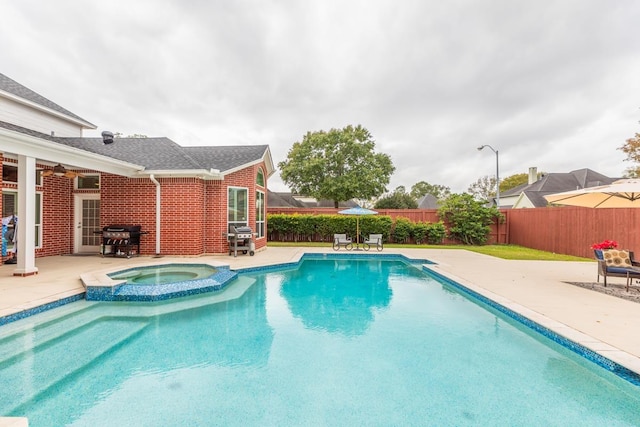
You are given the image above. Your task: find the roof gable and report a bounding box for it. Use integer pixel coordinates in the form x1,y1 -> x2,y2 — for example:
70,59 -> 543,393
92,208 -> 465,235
182,145 -> 271,174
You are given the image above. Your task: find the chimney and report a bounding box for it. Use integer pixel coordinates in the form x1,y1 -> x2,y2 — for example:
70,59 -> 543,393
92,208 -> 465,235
528,167 -> 537,185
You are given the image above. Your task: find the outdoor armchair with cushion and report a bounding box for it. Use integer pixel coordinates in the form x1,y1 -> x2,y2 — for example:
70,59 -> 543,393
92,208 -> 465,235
596,249 -> 640,290
363,234 -> 383,251
333,234 -> 353,251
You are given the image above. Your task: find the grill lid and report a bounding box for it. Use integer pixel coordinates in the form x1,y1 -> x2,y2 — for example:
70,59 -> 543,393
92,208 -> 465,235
230,226 -> 252,234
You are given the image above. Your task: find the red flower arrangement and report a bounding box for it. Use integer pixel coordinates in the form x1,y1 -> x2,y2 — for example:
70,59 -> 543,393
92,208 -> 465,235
590,240 -> 618,250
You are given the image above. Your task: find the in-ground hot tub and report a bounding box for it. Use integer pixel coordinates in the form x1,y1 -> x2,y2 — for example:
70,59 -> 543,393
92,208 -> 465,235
110,264 -> 218,285
82,263 -> 238,302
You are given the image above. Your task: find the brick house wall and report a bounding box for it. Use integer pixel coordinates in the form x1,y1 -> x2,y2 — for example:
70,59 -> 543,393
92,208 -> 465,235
204,164 -> 268,254
1,155 -> 269,260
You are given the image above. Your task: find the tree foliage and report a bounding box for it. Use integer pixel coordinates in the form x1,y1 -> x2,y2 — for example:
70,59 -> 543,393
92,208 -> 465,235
467,175 -> 497,201
437,193 -> 503,245
619,132 -> 640,177
499,172 -> 544,192
410,181 -> 451,200
278,125 -> 395,208
114,132 -> 148,138
499,173 -> 528,192
374,188 -> 418,209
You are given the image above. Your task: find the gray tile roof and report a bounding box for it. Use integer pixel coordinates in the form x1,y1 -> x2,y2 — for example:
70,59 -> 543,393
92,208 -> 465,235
417,194 -> 439,209
182,145 -> 270,172
501,168 -> 618,207
0,73 -> 95,127
0,120 -> 269,173
267,190 -> 307,208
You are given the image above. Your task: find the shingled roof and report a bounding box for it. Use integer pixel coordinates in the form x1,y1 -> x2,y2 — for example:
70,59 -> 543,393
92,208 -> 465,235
0,73 -> 95,128
0,120 -> 272,174
501,168 -> 617,208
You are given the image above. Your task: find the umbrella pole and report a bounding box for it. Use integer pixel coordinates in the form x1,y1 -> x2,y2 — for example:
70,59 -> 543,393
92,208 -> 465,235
356,218 -> 359,249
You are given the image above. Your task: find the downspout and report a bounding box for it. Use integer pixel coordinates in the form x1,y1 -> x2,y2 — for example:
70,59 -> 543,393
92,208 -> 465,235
150,174 -> 161,255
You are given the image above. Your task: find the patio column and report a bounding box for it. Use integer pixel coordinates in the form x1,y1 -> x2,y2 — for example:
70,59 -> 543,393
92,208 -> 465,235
14,154 -> 38,276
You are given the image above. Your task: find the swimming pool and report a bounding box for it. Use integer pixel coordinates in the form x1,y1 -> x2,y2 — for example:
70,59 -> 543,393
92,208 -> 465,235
1,257 -> 639,426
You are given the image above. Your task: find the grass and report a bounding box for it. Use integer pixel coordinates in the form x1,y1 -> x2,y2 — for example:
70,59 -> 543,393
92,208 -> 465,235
267,241 -> 591,261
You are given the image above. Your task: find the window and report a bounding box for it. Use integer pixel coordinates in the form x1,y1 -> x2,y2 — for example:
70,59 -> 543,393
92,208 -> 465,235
256,190 -> 265,238
228,187 -> 248,231
2,164 -> 41,185
1,191 -> 42,249
76,174 -> 100,189
2,164 -> 17,183
256,168 -> 265,187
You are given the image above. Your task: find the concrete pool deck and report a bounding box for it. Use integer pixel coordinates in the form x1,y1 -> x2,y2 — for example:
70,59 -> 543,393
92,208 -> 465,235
1,246 -> 640,380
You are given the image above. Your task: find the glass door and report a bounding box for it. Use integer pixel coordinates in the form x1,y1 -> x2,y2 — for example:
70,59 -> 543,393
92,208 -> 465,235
74,194 -> 101,254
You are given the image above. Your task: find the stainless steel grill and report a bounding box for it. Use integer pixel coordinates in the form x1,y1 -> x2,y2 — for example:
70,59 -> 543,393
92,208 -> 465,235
227,225 -> 255,257
101,225 -> 143,258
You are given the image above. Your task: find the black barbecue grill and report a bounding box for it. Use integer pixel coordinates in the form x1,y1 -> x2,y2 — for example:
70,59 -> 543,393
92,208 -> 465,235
100,225 -> 143,258
227,225 -> 255,257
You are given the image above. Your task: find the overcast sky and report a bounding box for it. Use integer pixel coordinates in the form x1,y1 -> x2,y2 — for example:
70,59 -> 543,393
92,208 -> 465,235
1,0 -> 638,193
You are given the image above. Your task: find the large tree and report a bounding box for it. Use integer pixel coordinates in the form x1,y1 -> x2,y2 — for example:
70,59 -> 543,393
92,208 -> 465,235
279,125 -> 395,207
619,132 -> 640,178
410,181 -> 451,200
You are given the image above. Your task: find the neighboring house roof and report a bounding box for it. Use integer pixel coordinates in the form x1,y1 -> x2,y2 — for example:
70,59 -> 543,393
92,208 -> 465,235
0,73 -> 96,128
266,191 -> 358,208
501,168 -> 617,208
267,190 -> 307,208
417,194 -> 439,209
316,199 -> 358,208
0,120 -> 274,177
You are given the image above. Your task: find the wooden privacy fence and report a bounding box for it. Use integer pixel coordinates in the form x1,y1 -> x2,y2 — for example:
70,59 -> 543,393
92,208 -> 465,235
268,206 -> 640,257
267,208 -> 508,245
507,206 -> 640,259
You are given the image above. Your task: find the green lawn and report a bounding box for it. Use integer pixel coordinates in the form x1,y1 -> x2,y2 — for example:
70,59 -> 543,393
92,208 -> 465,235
267,241 -> 591,261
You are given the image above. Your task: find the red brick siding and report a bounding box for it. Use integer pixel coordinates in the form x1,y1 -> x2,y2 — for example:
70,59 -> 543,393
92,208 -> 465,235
2,159 -> 268,258
204,164 -> 268,254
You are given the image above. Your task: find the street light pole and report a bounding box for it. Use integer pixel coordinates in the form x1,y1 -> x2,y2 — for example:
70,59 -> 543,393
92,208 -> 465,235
477,145 -> 500,207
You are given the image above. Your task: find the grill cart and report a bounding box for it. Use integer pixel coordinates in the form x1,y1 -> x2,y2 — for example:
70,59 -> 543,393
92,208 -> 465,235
227,225 -> 255,257
100,225 -> 144,258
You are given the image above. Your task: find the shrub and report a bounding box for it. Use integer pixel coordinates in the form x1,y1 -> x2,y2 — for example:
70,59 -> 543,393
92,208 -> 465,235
426,221 -> 446,244
437,194 -> 503,245
391,217 -> 413,243
412,222 -> 430,244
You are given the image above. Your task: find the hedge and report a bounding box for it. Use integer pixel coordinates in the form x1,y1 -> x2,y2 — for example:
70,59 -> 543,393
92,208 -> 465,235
267,213 -> 445,244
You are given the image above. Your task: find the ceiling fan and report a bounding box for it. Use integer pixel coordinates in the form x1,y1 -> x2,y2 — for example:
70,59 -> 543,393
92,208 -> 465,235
41,164 -> 85,179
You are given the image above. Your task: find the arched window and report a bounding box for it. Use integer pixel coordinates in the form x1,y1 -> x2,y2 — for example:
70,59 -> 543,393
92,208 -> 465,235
256,168 -> 265,187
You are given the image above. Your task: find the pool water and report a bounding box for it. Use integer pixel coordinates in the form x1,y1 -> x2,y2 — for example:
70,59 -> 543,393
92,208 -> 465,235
1,258 -> 640,426
108,264 -> 218,286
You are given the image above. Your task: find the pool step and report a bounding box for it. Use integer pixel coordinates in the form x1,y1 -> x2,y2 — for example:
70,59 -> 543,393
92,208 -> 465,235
0,317 -> 148,415
0,304 -> 102,362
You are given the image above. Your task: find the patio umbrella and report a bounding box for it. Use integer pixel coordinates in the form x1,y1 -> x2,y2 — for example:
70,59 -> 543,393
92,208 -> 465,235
338,207 -> 378,249
544,179 -> 640,208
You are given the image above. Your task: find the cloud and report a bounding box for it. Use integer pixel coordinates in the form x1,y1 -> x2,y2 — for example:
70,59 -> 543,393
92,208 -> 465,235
1,0 -> 638,193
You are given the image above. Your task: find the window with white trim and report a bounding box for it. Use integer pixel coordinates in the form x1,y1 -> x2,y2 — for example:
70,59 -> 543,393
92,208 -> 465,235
256,190 -> 265,238
1,190 -> 42,249
228,187 -> 248,231
76,174 -> 100,189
